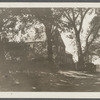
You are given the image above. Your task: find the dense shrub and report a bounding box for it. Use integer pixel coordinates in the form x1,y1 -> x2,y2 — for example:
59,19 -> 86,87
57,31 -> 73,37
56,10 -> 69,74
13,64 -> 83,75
4,42 -> 28,62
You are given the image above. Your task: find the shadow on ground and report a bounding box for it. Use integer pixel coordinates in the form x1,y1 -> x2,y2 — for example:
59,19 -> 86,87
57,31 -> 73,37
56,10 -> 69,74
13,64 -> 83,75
0,61 -> 100,92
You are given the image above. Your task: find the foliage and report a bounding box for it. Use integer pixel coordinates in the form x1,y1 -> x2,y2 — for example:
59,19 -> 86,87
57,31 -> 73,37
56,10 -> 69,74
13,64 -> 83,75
4,42 -> 28,61
28,42 -> 47,60
0,8 -> 100,66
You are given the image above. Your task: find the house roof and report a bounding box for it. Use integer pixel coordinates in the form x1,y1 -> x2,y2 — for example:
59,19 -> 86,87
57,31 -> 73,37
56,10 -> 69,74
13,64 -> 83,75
65,51 -> 72,54
25,40 -> 47,45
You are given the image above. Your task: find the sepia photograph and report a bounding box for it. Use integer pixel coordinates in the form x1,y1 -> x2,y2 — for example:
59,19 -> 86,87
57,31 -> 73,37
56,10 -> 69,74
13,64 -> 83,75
0,2 -> 100,98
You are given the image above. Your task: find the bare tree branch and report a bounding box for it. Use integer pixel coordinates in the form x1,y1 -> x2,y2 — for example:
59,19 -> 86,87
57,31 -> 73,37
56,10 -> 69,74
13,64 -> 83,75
86,25 -> 95,44
75,13 -> 79,21
71,8 -> 75,21
78,8 -> 91,34
64,11 -> 72,22
88,26 -> 100,48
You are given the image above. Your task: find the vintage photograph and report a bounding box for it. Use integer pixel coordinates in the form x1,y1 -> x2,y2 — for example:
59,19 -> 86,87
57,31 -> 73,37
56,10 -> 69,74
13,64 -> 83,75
0,3 -> 100,93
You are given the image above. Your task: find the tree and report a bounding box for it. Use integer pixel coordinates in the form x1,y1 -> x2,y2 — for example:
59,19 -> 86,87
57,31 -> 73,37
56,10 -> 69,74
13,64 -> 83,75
0,8 -> 56,61
83,15 -> 100,62
84,9 -> 100,61
59,8 -> 100,70
60,8 -> 93,69
0,9 -> 12,60
28,8 -> 63,61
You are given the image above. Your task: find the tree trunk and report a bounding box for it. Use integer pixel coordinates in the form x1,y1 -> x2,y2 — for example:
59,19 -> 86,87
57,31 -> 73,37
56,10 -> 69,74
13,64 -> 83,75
78,55 -> 84,70
83,43 -> 90,63
76,34 -> 84,70
83,50 -> 90,63
45,26 -> 53,61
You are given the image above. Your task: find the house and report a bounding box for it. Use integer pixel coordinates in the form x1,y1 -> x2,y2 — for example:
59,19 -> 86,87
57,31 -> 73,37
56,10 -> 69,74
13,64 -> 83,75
52,29 -> 74,69
26,41 -> 46,49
